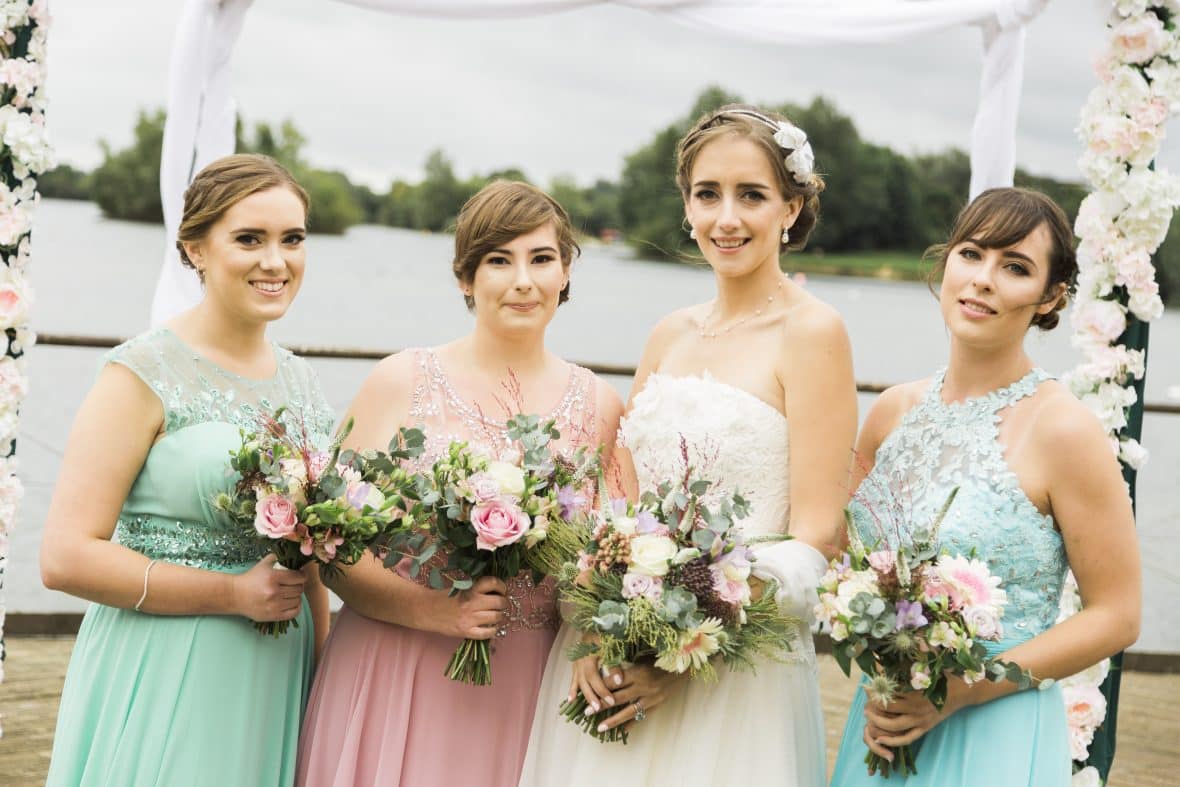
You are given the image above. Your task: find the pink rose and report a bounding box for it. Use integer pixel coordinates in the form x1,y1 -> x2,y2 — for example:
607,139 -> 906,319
867,550 -> 896,577
465,473 -> 503,503
254,494 -> 298,539
307,451 -> 330,484
470,498 -> 529,551
622,572 -> 664,602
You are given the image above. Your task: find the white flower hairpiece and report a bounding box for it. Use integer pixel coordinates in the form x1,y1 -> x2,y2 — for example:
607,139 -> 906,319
721,109 -> 815,186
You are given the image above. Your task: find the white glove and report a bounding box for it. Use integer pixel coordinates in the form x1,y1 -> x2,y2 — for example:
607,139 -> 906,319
751,539 -> 830,619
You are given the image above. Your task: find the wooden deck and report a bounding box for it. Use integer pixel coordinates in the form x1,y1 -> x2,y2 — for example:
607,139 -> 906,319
1,636 -> 1175,785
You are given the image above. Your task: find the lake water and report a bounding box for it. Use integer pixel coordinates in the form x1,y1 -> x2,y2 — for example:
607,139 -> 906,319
10,199 -> 1180,652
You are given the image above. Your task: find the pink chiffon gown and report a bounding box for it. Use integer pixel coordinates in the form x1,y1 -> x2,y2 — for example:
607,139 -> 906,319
296,348 -> 598,787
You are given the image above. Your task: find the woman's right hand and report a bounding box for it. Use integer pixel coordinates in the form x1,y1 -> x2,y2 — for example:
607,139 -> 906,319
230,554 -> 308,621
430,576 -> 509,639
567,635 -> 623,713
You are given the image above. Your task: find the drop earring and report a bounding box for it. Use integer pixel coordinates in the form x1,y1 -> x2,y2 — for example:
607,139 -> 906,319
781,227 -> 790,244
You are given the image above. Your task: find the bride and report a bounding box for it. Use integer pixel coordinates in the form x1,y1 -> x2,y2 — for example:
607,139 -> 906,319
519,105 -> 857,786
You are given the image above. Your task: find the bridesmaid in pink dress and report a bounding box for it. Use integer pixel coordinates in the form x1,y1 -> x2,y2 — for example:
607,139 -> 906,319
296,181 -> 623,787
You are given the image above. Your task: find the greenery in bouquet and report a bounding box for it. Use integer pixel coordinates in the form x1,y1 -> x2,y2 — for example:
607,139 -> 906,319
817,488 -> 1034,777
215,408 -> 425,635
379,413 -> 599,684
558,452 -> 800,744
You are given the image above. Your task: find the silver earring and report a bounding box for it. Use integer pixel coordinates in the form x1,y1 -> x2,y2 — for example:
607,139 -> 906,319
781,227 -> 790,244
690,228 -> 698,240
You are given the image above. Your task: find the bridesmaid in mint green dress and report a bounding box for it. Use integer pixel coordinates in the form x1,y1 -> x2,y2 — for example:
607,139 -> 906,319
831,188 -> 1141,786
42,155 -> 334,787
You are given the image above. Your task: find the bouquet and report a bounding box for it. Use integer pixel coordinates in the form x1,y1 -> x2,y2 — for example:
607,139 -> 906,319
558,456 -> 800,744
815,488 -> 1033,777
383,413 -> 598,684
216,408 -> 425,635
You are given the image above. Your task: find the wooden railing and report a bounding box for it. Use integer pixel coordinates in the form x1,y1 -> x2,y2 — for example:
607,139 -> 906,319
36,332 -> 1180,414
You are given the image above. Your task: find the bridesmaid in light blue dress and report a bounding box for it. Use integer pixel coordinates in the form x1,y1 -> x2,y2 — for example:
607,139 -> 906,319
831,188 -> 1140,786
42,155 -> 334,787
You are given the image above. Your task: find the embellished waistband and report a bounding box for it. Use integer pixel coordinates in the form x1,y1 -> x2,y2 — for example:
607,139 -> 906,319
115,514 -> 266,571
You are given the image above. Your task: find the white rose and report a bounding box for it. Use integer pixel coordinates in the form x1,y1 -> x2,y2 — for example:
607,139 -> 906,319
628,534 -> 678,577
485,460 -> 526,497
1118,437 -> 1149,469
1071,766 -> 1102,787
1110,13 -> 1171,64
1064,683 -> 1108,734
963,605 -> 1002,640
613,516 -> 638,536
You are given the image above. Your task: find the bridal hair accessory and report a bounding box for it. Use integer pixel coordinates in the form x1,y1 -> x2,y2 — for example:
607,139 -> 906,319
721,109 -> 815,186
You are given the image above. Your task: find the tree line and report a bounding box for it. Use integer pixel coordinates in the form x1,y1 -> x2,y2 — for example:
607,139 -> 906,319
37,87 -> 1178,303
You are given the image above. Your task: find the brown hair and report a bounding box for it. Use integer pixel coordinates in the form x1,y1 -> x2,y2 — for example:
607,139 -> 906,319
175,154 -> 310,277
452,181 -> 580,310
925,187 -> 1077,331
675,104 -> 825,252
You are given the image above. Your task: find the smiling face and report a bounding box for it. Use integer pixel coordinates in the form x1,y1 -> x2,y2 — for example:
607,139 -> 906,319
939,222 -> 1065,347
683,134 -> 802,278
467,222 -> 568,335
182,186 -> 307,326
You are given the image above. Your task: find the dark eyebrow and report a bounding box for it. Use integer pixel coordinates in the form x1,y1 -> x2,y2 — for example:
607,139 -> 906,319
691,179 -> 772,191
230,226 -> 306,234
488,246 -> 558,255
965,237 -> 1039,268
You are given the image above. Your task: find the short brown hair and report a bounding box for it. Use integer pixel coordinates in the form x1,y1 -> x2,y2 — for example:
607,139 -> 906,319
926,187 -> 1077,331
452,181 -> 580,310
176,154 -> 310,275
676,104 -> 825,252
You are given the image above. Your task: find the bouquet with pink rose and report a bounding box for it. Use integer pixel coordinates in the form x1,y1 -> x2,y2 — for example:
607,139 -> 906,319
216,407 -> 426,635
816,487 -> 1035,777
556,447 -> 799,743
380,413 -> 599,684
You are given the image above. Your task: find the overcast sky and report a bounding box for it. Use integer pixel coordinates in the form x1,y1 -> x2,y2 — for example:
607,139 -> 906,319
46,0 -> 1176,189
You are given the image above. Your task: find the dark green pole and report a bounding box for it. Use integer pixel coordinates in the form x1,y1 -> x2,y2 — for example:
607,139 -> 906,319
1087,312 -> 1149,782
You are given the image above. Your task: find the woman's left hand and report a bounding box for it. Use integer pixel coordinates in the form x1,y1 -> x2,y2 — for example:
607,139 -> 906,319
862,677 -> 974,753
596,663 -> 686,733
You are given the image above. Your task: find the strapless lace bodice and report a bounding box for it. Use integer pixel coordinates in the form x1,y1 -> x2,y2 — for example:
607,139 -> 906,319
850,368 -> 1067,642
622,372 -> 790,538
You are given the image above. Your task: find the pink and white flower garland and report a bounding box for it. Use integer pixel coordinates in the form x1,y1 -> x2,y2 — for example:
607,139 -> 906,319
0,0 -> 51,731
1064,2 -> 1179,780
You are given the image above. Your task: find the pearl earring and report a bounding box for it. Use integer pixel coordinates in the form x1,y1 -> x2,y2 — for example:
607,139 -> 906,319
690,228 -> 698,240
781,227 -> 790,244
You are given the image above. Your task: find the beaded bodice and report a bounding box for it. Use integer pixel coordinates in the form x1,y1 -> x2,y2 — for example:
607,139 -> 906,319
110,328 -> 335,571
405,347 -> 598,633
850,368 -> 1067,642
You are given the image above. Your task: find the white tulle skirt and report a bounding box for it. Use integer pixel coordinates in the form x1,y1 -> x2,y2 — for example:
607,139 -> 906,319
518,624 -> 827,787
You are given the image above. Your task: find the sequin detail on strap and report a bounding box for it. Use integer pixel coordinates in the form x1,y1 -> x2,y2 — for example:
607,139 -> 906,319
403,347 -> 598,633
851,367 -> 1067,640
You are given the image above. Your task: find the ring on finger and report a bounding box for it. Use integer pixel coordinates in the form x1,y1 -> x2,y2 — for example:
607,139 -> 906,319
632,699 -> 646,722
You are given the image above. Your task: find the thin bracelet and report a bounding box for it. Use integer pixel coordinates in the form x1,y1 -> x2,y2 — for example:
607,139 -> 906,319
134,559 -> 159,612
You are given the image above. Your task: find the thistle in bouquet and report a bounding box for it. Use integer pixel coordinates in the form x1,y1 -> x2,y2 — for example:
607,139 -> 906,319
215,408 -> 425,636
382,412 -> 599,685
558,451 -> 801,744
816,487 -> 1034,778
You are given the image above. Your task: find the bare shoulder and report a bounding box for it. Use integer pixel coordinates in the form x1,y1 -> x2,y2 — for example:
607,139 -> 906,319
862,379 -> 930,441
592,375 -> 625,417
1028,380 -> 1110,455
645,305 -> 699,350
783,291 -> 848,343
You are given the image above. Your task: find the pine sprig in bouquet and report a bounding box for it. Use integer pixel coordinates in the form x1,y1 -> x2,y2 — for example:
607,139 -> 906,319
558,444 -> 800,743
816,487 -> 1034,777
215,408 -> 425,635
380,412 -> 599,684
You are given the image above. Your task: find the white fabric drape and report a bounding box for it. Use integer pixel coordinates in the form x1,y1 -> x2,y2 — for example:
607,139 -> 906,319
152,0 -> 1049,324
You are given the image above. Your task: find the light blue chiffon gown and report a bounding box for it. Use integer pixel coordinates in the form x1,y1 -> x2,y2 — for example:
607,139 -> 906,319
831,368 -> 1071,787
46,327 -> 335,787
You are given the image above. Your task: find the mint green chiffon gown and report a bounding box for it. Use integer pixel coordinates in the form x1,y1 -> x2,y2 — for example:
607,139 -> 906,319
46,327 -> 335,787
831,368 -> 1071,787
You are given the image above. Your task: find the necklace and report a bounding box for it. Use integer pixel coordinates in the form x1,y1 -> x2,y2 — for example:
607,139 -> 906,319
699,278 -> 786,339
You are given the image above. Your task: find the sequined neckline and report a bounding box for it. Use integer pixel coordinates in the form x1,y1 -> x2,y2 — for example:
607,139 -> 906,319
928,366 -> 1050,411
424,348 -> 579,427
160,326 -> 283,385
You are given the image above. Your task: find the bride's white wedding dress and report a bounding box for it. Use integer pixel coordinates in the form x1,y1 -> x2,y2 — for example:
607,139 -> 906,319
519,372 -> 828,787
